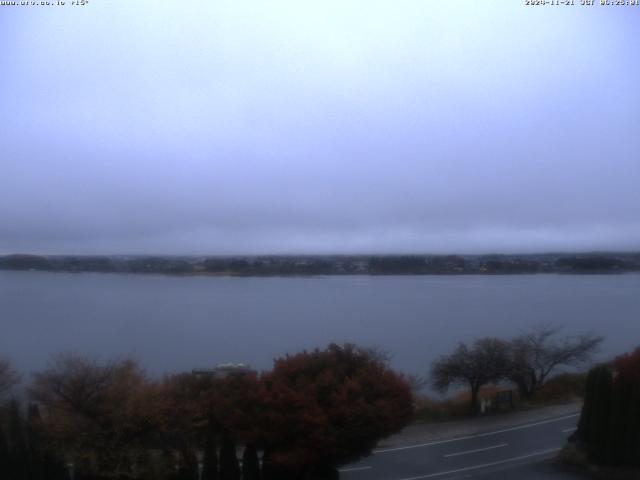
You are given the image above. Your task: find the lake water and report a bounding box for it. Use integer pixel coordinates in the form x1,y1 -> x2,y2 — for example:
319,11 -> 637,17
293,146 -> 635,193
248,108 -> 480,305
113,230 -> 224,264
1,271 -> 639,380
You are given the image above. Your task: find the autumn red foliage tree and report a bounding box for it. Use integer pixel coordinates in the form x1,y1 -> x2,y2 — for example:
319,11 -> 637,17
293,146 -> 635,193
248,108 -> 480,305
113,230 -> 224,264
158,370 -> 264,479
614,347 -> 640,385
156,372 -> 213,479
205,373 -> 264,445
205,374 -> 263,480
258,343 -> 413,479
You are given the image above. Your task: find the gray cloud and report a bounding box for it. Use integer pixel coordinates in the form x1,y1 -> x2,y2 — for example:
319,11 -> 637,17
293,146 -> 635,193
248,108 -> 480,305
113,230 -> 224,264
1,1 -> 639,254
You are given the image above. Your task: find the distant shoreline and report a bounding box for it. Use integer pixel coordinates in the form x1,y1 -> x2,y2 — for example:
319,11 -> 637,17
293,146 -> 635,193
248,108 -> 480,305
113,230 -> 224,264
2,252 -> 639,276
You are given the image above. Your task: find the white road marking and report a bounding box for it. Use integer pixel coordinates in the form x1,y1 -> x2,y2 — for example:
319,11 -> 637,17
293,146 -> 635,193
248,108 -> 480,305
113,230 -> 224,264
339,466 -> 372,473
474,413 -> 580,438
562,427 -> 577,433
394,447 -> 561,480
443,443 -> 508,458
374,413 -> 579,454
375,434 -> 479,454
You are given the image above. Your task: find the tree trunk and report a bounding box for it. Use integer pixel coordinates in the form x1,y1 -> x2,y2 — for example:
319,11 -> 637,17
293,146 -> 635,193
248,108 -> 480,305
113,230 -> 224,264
515,373 -> 535,399
470,385 -> 480,413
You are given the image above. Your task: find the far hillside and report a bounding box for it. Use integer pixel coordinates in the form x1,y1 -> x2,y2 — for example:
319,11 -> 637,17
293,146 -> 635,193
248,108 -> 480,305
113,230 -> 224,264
1,252 -> 639,276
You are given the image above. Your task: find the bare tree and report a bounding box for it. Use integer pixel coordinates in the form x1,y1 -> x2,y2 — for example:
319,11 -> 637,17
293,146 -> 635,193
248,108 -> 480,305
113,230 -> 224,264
406,374 -> 428,396
506,325 -> 603,399
431,338 -> 510,412
0,358 -> 21,400
361,345 -> 395,365
29,353 -> 158,478
30,353 -> 118,419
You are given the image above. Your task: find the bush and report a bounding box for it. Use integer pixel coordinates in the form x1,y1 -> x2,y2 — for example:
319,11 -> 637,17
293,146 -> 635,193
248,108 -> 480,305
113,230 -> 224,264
557,443 -> 589,468
259,344 -> 413,476
529,373 -> 586,404
413,396 -> 470,422
413,385 -> 505,422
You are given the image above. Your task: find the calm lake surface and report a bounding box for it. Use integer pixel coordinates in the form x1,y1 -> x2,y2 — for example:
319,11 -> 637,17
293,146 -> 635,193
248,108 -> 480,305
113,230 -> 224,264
1,271 -> 639,378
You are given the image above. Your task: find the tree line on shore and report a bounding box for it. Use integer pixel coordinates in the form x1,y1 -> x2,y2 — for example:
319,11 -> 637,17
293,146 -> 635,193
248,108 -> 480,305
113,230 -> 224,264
2,252 -> 640,276
0,344 -> 413,480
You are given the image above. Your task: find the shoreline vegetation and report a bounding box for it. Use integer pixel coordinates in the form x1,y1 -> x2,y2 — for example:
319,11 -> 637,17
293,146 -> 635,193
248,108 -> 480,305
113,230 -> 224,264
1,252 -> 640,276
0,344 -> 414,480
3,338 -> 634,478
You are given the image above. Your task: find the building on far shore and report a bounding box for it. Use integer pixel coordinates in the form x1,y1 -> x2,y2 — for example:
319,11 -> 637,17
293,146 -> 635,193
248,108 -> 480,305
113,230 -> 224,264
192,363 -> 254,378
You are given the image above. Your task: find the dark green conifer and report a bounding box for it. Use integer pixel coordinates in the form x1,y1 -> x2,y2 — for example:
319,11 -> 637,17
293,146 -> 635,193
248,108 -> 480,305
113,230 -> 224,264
202,425 -> 218,480
585,365 -> 612,464
219,434 -> 240,480
26,403 -> 44,480
241,444 -> 260,480
575,366 -> 598,443
7,399 -> 27,480
0,423 -> 10,475
607,373 -> 630,464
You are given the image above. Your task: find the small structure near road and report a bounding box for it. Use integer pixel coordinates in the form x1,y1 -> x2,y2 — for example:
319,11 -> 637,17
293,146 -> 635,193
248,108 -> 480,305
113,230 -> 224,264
480,389 -> 514,414
494,389 -> 514,411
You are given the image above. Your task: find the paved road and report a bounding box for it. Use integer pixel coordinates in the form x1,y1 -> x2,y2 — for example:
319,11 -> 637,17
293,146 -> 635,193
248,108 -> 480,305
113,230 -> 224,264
339,413 -> 585,480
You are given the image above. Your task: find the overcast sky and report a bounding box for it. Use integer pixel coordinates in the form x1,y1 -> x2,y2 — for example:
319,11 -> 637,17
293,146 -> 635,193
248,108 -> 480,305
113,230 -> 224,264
1,1 -> 639,255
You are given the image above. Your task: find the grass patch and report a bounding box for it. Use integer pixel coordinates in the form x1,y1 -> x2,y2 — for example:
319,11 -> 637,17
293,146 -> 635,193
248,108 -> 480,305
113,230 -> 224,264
525,373 -> 586,406
413,374 -> 586,423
